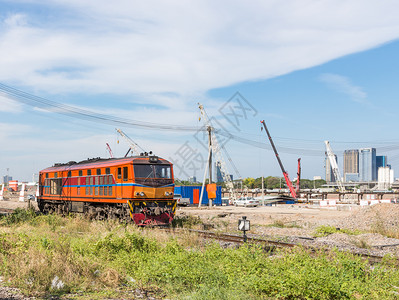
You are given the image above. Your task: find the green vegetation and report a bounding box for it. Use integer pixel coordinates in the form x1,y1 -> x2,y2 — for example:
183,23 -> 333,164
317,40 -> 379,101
0,210 -> 399,299
267,220 -> 302,228
314,225 -> 362,237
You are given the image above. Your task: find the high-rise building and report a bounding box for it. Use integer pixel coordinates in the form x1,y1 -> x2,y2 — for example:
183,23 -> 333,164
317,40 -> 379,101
359,148 -> 377,181
188,176 -> 197,183
2,175 -> 12,185
215,161 -> 233,183
378,166 -> 394,190
215,161 -> 224,183
343,150 -> 359,174
376,156 -> 387,169
325,155 -> 337,182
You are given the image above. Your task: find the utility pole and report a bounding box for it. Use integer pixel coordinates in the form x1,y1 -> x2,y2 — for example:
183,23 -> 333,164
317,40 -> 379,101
208,126 -> 212,207
261,175 -> 264,206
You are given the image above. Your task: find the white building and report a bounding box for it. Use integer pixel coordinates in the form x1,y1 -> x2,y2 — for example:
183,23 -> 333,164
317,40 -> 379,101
378,167 -> 394,190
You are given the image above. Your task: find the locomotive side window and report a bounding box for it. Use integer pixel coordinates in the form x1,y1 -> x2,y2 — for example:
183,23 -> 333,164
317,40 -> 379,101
97,169 -> 101,175
79,170 -> 82,176
87,170 -> 91,176
105,168 -> 110,174
46,173 -> 48,178
123,167 -> 128,181
117,168 -> 122,179
67,171 -> 71,177
54,172 -> 58,178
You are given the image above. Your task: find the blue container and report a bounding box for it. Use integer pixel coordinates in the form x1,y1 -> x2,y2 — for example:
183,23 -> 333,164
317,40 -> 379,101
174,185 -> 222,205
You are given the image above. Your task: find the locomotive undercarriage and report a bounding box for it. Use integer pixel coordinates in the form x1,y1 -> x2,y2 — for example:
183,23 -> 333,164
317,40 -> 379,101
38,200 -> 132,221
37,198 -> 176,225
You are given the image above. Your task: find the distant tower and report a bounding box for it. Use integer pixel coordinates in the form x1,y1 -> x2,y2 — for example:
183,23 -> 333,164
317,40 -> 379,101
376,155 -> 387,169
343,150 -> 359,174
215,161 -> 224,183
325,155 -> 337,182
359,148 -> 377,181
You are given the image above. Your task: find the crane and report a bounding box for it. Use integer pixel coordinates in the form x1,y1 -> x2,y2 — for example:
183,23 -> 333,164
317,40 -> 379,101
106,143 -> 114,158
296,158 -> 301,195
324,141 -> 345,193
116,128 -> 146,157
198,103 -> 238,203
261,120 -> 297,199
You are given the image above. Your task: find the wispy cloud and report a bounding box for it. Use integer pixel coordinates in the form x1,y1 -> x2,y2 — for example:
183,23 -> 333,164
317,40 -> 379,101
319,73 -> 368,104
1,1 -> 399,101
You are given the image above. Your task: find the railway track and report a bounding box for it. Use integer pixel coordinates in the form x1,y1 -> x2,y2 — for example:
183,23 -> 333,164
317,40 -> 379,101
0,207 -> 394,264
181,229 -> 394,265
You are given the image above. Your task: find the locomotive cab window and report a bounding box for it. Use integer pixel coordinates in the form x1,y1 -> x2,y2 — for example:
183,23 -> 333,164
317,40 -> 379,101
134,164 -> 171,179
117,168 -> 121,179
79,170 -> 82,176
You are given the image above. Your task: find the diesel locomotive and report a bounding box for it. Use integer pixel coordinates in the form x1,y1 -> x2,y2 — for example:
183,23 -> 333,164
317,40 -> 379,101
37,155 -> 176,225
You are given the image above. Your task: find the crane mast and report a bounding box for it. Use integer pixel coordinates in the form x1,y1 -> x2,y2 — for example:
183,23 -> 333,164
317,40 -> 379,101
116,128 -> 146,156
296,158 -> 301,195
198,103 -> 238,202
324,141 -> 345,193
261,120 -> 297,199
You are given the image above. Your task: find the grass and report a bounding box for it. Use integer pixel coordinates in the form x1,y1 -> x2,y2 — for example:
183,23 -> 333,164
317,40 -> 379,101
314,225 -> 362,237
266,220 -> 302,228
1,210 -> 399,299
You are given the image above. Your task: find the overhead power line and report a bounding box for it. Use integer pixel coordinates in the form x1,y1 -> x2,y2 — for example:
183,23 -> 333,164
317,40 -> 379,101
1,82 -> 399,158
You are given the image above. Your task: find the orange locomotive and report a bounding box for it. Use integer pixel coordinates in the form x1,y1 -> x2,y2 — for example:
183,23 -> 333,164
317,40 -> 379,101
38,155 -> 176,225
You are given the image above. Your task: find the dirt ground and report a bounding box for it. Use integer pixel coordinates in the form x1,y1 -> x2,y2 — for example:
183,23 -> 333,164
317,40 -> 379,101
175,203 -> 399,258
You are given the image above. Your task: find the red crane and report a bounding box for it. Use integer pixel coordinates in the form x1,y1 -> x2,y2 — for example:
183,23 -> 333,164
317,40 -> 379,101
261,120 -> 297,199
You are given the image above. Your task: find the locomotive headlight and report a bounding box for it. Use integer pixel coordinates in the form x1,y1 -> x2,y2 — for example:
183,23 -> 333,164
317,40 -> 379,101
140,192 -> 145,196
165,192 -> 173,196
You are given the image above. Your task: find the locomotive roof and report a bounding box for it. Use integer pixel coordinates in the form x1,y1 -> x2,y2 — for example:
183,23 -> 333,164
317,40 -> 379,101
41,156 -> 171,173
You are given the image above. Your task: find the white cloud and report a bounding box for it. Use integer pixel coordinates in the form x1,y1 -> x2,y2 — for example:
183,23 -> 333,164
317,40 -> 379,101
0,1 -> 399,101
0,94 -> 24,112
319,73 -> 367,103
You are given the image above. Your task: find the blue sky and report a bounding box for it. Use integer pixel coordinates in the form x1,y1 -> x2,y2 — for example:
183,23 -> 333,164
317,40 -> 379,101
1,1 -> 399,182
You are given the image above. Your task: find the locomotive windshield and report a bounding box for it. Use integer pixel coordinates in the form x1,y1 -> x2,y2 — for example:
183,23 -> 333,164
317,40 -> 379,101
134,164 -> 172,179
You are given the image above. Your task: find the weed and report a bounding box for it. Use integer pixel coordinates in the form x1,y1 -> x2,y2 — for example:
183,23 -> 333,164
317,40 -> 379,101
267,220 -> 301,228
172,215 -> 202,228
314,225 -> 361,237
1,208 -> 36,226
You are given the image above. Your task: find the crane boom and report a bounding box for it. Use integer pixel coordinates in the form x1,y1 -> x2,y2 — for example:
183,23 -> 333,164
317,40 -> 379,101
106,143 -> 114,158
198,103 -> 238,202
116,128 -> 146,156
324,141 -> 345,193
261,120 -> 297,199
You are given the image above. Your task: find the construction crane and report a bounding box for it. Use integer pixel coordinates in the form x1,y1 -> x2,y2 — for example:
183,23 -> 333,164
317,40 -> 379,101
296,158 -> 301,195
198,103 -> 238,203
116,128 -> 146,157
106,143 -> 114,158
261,120 -> 297,199
324,141 -> 345,193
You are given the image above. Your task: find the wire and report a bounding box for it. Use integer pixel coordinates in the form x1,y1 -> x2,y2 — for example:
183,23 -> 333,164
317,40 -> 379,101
1,82 -> 399,159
